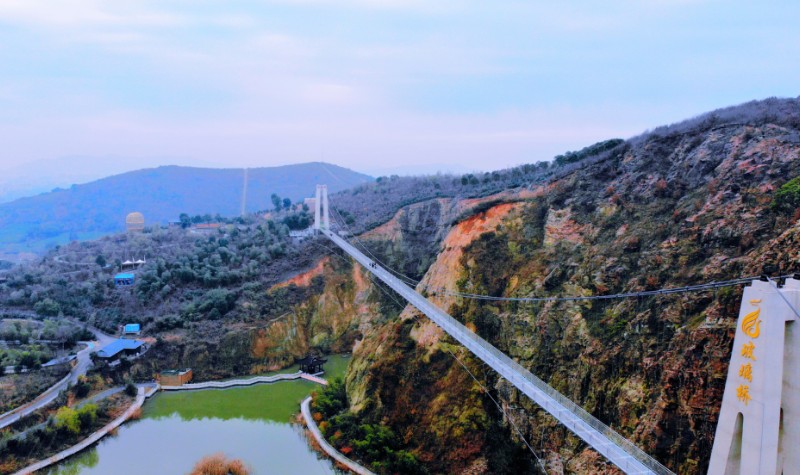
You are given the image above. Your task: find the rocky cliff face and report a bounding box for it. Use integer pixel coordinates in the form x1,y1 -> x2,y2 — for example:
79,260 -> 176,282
135,254 -> 382,380
328,106 -> 800,474
150,100 -> 800,473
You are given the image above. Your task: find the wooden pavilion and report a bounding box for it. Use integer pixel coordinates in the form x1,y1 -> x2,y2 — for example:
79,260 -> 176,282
298,355 -> 328,374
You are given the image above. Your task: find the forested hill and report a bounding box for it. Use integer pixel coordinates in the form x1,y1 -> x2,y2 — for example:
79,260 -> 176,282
0,162 -> 371,256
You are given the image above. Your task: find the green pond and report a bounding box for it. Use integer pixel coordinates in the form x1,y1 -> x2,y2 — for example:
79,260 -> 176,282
45,355 -> 350,475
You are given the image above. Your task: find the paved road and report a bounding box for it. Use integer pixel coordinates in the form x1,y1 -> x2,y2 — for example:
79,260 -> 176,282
0,345 -> 91,430
325,230 -> 672,475
0,324 -> 115,430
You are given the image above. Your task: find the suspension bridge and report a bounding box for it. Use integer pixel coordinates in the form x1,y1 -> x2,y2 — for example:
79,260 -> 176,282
312,184 -> 799,475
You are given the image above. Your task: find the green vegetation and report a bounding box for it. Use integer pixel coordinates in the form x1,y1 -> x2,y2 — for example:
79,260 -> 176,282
0,368 -> 68,413
146,356 -> 350,422
54,406 -> 82,435
124,381 -> 138,397
0,217 -> 319,333
553,138 -> 624,166
772,175 -> 800,214
148,380 -> 319,422
34,298 -> 61,317
312,377 -> 424,474
72,376 -> 92,398
331,140 -> 627,234
0,319 -> 92,369
0,397 -> 118,474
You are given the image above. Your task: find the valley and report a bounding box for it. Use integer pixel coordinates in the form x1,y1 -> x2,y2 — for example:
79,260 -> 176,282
1,97 -> 799,474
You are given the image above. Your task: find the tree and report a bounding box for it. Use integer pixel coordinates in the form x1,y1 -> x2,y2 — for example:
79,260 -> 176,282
313,377 -> 348,418
18,351 -> 37,369
179,213 -> 192,229
55,407 -> 81,435
95,255 -> 106,267
77,404 -> 98,428
73,376 -> 91,398
772,176 -> 800,214
271,193 -> 282,212
124,381 -> 138,397
34,298 -> 61,317
282,197 -> 292,209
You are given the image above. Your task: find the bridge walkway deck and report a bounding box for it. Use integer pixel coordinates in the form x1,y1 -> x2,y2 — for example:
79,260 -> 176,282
324,230 -> 673,475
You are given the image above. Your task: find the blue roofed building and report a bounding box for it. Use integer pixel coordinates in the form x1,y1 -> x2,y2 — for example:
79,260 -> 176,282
96,339 -> 145,360
114,273 -> 135,287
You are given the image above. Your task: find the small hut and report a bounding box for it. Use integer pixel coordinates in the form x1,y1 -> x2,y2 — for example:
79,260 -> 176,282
160,368 -> 193,386
114,273 -> 135,287
122,323 -> 141,336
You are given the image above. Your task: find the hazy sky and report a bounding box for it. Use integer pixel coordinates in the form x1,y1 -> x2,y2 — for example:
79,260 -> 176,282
0,0 -> 798,179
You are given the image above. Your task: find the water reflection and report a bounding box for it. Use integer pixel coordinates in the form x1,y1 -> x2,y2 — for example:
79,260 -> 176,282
46,356 -> 350,475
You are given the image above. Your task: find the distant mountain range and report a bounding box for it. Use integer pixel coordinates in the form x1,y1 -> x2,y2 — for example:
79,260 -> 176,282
0,162 -> 371,258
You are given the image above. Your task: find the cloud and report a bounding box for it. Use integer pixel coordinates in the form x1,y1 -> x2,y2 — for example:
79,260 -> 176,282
0,0 -> 183,28
0,0 -> 797,182
265,0 -> 452,12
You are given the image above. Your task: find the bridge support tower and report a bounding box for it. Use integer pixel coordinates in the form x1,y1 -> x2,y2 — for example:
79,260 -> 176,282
314,184 -> 330,232
709,278 -> 799,475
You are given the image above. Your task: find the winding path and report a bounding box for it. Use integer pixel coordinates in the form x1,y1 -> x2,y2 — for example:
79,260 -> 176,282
161,371 -> 304,390
0,323 -> 115,430
0,345 -> 92,430
301,394 -> 377,475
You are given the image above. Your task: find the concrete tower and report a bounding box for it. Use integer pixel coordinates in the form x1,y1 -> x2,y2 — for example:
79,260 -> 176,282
314,184 -> 329,231
708,278 -> 799,474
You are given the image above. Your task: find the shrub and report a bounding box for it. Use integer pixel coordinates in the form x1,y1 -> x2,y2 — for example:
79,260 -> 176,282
55,407 -> 81,435
124,381 -> 138,397
73,378 -> 91,398
190,453 -> 250,475
33,298 -> 61,317
312,377 -> 347,419
772,176 -> 800,214
76,404 -> 98,428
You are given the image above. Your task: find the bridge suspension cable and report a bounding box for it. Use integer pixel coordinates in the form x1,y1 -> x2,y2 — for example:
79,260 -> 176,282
327,195 -> 796,304
322,227 -> 674,474
444,347 -> 547,474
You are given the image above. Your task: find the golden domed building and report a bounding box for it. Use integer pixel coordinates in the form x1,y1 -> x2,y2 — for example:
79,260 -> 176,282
126,212 -> 145,233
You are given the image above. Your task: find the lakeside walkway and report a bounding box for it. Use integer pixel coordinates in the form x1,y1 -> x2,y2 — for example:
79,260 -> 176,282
165,370 -> 374,475
14,386 -> 156,475
9,370 -> 352,474
301,396 -> 376,475
160,371 -> 330,391
161,371 -> 304,390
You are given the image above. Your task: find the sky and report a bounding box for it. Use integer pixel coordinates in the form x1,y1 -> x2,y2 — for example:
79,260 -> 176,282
0,0 -> 798,192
